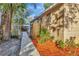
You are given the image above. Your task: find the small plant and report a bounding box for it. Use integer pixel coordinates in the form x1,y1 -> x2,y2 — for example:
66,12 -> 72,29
65,37 -> 76,48
50,36 -> 54,40
56,40 -> 65,48
38,28 -> 51,44
76,44 -> 79,48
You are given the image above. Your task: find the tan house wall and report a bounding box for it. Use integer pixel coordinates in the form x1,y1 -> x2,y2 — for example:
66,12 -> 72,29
64,4 -> 79,42
31,3 -> 64,40
31,3 -> 79,43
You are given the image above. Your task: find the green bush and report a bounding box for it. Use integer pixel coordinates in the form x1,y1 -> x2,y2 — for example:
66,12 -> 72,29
56,40 -> 65,48
38,28 -> 51,44
65,39 -> 76,48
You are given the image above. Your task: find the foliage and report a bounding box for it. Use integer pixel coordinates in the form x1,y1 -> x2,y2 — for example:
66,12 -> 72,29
0,4 -> 26,39
38,28 -> 51,44
56,40 -> 65,48
76,44 -> 79,48
44,3 -> 53,9
65,39 -> 76,48
11,4 -> 26,37
0,4 -> 11,12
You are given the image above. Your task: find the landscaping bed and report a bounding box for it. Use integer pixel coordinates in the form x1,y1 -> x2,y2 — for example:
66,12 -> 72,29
32,38 -> 79,56
32,28 -> 79,56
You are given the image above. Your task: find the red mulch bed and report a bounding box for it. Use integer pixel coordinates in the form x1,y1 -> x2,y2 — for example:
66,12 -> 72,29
32,38 -> 79,56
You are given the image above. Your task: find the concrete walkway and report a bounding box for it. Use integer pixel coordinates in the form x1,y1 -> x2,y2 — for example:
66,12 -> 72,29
0,39 -> 20,56
0,31 -> 39,56
19,32 -> 40,56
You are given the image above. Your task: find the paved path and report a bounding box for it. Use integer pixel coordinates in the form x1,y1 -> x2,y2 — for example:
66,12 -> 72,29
0,32 -> 40,56
19,32 -> 40,56
0,39 -> 20,56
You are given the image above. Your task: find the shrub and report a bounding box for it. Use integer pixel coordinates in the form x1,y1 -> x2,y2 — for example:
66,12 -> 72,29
65,39 -> 76,48
56,40 -> 65,48
38,28 -> 51,44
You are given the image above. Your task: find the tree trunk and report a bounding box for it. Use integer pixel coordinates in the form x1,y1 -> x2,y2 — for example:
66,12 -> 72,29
0,12 -> 3,40
3,10 -> 11,40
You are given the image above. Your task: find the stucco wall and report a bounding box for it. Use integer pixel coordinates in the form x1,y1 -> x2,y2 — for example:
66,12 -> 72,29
64,4 -> 79,42
31,3 -> 79,43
